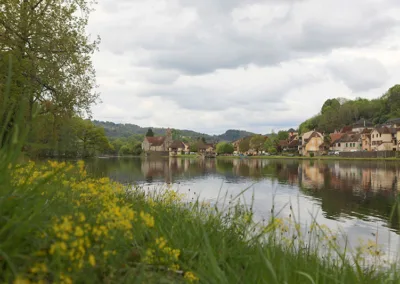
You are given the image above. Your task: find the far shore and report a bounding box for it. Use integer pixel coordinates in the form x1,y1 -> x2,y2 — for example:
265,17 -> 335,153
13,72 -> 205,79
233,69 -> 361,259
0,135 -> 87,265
97,154 -> 400,161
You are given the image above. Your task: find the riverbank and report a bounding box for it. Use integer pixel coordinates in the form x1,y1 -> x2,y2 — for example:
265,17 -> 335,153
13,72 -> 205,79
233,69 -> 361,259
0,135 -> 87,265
1,161 -> 399,283
216,155 -> 400,161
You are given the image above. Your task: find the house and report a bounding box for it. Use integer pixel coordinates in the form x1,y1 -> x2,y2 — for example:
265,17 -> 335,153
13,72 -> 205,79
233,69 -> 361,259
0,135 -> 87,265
329,133 -> 344,151
198,142 -> 216,157
331,133 -> 362,152
299,131 -> 324,156
340,126 -> 353,134
169,140 -> 189,156
352,119 -> 374,133
370,127 -> 397,151
397,129 -> 400,151
360,128 -> 372,151
279,140 -> 289,152
287,139 -> 300,152
383,118 -> 400,128
142,129 -> 173,153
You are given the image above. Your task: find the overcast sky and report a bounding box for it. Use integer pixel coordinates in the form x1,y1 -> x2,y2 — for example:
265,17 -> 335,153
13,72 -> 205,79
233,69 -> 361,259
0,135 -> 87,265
87,0 -> 400,135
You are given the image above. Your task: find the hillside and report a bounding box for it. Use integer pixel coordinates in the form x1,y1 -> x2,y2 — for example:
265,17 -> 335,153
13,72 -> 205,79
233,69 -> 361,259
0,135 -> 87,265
92,121 -> 255,142
299,84 -> 400,134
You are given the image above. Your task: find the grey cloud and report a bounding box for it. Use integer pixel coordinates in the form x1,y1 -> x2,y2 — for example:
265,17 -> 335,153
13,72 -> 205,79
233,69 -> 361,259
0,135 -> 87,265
327,58 -> 388,92
95,0 -> 399,75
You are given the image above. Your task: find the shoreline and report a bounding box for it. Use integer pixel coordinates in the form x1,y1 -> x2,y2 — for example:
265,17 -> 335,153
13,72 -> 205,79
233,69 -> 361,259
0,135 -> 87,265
215,155 -> 400,161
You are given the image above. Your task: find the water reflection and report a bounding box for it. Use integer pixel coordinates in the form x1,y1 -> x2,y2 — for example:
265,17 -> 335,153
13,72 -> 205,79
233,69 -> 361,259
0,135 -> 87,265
86,157 -> 400,234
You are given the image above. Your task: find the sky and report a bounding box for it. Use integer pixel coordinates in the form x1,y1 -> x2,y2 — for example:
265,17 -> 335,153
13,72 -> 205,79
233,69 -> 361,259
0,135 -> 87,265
87,0 -> 400,135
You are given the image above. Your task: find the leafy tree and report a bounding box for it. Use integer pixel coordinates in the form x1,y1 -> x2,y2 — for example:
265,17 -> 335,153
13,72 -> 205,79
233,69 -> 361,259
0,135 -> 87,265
0,0 -> 99,121
146,128 -> 154,137
250,135 -> 266,152
277,131 -> 289,141
239,138 -> 250,153
216,142 -> 234,154
74,119 -> 111,157
171,129 -> 181,140
264,137 -> 278,154
321,99 -> 340,114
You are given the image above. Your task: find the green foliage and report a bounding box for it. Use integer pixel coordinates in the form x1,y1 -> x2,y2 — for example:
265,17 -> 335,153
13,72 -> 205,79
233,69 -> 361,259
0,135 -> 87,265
239,137 -> 251,152
277,131 -> 289,140
146,128 -> 155,137
300,84 -> 400,134
264,137 -> 278,154
250,135 -> 266,152
0,0 -> 99,120
216,142 -> 234,154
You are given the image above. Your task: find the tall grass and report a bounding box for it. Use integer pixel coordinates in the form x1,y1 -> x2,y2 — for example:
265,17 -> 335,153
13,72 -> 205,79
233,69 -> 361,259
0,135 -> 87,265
1,61 -> 400,283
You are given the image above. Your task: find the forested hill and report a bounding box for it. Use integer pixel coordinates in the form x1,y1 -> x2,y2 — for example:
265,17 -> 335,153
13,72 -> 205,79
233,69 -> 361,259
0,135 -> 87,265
299,84 -> 400,134
92,121 -> 255,142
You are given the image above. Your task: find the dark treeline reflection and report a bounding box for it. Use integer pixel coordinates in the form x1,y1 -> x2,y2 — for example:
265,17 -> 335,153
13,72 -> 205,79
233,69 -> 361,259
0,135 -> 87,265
86,157 -> 400,232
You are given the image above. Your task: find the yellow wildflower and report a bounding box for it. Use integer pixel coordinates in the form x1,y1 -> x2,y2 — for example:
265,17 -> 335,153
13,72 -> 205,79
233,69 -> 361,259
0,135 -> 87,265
13,277 -> 30,284
140,211 -> 155,227
184,271 -> 199,282
89,254 -> 96,267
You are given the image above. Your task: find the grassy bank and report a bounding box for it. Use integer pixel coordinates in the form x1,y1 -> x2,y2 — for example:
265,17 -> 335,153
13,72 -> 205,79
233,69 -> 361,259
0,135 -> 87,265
216,155 -> 400,161
1,161 -> 399,283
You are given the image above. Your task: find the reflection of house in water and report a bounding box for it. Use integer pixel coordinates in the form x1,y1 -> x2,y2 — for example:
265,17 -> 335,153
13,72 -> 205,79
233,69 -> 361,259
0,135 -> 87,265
300,162 -> 325,189
370,168 -> 400,192
141,159 -> 172,184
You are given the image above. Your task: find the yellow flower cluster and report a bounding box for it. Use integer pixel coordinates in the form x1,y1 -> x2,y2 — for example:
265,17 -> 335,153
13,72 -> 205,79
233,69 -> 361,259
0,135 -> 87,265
144,237 -> 181,271
10,161 -> 198,284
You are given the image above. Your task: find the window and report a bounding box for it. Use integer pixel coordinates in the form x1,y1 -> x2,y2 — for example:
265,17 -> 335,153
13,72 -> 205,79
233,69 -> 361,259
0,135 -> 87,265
338,143 -> 341,147
346,143 -> 348,147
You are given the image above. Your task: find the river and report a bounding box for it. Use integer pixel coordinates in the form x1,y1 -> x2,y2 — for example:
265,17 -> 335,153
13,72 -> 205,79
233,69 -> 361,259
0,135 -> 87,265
85,157 -> 400,257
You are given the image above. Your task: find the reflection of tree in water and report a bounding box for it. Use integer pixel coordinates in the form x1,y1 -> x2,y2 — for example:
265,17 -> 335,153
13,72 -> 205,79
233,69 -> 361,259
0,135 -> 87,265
85,158 -> 400,231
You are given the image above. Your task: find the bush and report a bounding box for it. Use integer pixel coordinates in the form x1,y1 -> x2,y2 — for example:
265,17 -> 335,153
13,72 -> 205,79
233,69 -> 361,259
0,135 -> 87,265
310,152 -> 315,157
216,142 -> 234,155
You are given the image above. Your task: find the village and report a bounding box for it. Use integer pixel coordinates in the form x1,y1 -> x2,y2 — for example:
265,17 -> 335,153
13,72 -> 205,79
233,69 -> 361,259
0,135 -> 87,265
141,118 -> 400,157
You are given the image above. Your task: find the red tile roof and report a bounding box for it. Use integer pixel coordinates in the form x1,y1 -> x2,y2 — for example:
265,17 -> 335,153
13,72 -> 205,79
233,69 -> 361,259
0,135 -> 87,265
330,133 -> 344,144
145,136 -> 166,146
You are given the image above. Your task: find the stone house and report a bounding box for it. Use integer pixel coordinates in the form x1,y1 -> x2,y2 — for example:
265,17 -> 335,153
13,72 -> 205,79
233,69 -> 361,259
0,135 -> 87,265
142,129 -> 173,153
299,131 -> 324,156
329,133 -> 344,151
360,128 -> 372,151
331,133 -> 362,152
168,141 -> 189,156
370,127 -> 397,151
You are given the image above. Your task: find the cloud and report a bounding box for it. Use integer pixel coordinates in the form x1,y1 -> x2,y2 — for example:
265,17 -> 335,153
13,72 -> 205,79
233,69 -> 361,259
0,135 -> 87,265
327,58 -> 388,92
87,0 -> 400,134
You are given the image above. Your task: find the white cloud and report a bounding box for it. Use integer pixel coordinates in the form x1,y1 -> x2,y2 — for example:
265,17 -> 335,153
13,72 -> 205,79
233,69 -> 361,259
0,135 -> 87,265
87,0 -> 400,134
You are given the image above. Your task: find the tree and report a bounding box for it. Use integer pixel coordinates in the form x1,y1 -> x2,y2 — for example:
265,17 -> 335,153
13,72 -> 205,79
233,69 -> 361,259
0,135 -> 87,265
216,142 -> 234,155
277,131 -> 289,141
250,135 -> 266,152
321,99 -> 340,114
0,0 -> 99,121
264,137 -> 278,154
146,128 -> 154,137
239,138 -> 250,153
74,119 -> 111,157
171,129 -> 181,140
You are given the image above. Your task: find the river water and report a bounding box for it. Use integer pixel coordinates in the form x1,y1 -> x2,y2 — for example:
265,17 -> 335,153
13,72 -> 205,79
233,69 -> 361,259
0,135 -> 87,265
86,157 -> 400,257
